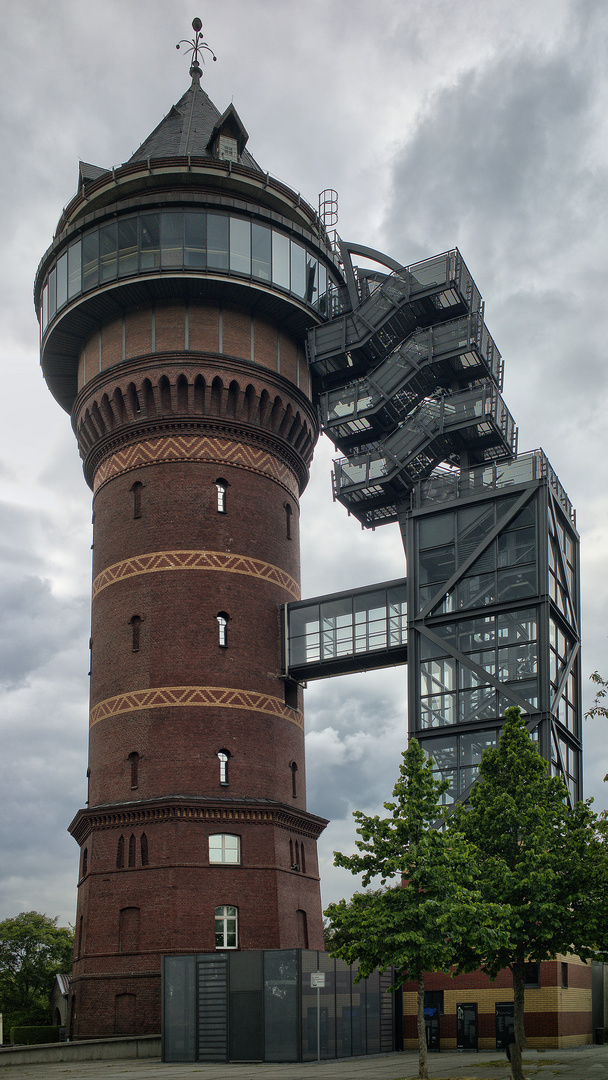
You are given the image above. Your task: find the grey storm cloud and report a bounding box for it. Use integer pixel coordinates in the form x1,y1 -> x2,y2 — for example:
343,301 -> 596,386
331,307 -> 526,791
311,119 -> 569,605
0,0 -> 607,927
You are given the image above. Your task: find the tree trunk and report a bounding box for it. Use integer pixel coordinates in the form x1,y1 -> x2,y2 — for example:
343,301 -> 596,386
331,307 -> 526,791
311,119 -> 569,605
416,971 -> 429,1080
509,958 -> 527,1080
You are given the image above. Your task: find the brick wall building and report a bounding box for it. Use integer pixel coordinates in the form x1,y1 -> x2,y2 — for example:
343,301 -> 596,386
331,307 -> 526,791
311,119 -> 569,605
34,52 -> 341,1039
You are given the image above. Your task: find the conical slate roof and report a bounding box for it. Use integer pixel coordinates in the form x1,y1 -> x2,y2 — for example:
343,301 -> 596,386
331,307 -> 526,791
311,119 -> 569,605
127,76 -> 263,172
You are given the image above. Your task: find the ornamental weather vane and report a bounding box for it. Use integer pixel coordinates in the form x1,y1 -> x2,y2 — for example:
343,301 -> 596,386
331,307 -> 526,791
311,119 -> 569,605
176,17 -> 217,80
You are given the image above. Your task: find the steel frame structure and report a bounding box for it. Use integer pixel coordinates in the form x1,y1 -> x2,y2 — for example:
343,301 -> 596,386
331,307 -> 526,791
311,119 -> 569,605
283,240 -> 582,805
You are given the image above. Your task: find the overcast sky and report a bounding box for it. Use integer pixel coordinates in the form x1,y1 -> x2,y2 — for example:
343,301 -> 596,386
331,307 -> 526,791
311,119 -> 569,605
1,0 -> 607,929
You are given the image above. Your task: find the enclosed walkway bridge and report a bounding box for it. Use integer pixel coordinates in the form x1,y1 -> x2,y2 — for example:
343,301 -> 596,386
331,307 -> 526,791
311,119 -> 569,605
283,579 -> 407,682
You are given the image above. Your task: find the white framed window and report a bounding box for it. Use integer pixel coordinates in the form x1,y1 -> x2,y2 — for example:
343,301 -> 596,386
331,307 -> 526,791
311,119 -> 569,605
218,750 -> 229,785
215,479 -> 227,513
216,612 -> 228,647
209,834 -> 240,864
215,905 -> 238,949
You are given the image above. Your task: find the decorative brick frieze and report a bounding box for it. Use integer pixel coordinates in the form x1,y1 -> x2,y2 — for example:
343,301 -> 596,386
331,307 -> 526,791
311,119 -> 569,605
91,433 -> 301,498
89,685 -> 303,729
92,549 -> 300,600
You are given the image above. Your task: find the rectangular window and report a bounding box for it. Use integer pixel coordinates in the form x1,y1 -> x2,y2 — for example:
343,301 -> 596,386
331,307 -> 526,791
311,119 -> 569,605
118,217 -> 138,276
56,251 -> 68,309
161,212 -> 183,267
524,962 -> 540,988
67,241 -> 82,298
82,231 -> 99,291
185,212 -> 206,267
207,214 -> 229,270
229,217 -> 251,274
290,242 -> 306,298
140,214 -> 160,269
215,905 -> 238,949
251,223 -> 271,280
209,834 -> 240,864
306,254 -> 318,303
272,232 -> 290,289
99,222 -> 118,282
48,266 -> 57,320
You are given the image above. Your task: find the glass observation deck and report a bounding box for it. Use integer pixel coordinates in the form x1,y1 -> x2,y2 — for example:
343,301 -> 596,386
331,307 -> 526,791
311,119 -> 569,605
307,249 -> 482,384
283,580 -> 407,681
39,208 -> 338,339
412,449 -> 575,525
332,384 -> 517,522
318,312 -> 503,452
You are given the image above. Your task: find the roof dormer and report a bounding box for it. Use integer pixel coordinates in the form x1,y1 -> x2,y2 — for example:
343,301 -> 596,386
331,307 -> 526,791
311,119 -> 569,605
208,104 -> 250,163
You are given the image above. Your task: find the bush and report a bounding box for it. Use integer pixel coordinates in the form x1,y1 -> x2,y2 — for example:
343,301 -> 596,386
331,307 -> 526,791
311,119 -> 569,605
9,1025 -> 61,1045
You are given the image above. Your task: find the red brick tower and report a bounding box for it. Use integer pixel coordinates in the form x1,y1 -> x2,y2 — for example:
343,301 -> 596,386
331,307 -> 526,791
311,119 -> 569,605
34,40 -> 337,1038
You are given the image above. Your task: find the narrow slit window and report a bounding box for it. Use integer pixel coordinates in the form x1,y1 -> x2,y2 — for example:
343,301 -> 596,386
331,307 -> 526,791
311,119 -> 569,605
215,478 -> 228,513
218,750 -> 230,785
285,502 -> 292,539
300,843 -> 306,874
131,481 -> 143,519
217,612 -> 229,648
82,847 -> 88,878
117,835 -> 125,869
140,833 -> 148,866
128,834 -> 136,868
290,761 -> 298,798
129,616 -> 142,653
128,751 -> 139,789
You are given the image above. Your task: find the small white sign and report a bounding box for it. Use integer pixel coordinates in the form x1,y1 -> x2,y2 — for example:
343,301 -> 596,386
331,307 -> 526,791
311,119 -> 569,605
311,971 -> 325,988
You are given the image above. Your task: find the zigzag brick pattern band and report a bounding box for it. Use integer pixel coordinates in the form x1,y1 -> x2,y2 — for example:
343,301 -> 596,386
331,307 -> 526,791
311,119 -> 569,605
92,549 -> 300,599
93,435 -> 299,497
90,685 -> 303,729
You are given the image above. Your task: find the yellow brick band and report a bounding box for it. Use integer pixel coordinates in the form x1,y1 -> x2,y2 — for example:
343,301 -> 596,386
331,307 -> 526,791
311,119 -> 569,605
92,549 -> 300,600
90,685 -> 302,729
93,434 -> 299,498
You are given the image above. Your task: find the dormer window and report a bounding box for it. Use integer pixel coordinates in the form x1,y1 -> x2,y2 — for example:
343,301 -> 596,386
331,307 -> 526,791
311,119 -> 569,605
218,135 -> 238,163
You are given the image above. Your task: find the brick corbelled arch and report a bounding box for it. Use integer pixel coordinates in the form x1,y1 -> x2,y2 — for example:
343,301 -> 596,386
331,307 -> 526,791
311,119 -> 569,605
74,352 -> 318,493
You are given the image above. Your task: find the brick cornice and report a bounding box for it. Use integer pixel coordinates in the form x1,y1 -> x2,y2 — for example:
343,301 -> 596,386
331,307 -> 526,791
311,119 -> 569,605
68,796 -> 329,845
73,351 -> 318,493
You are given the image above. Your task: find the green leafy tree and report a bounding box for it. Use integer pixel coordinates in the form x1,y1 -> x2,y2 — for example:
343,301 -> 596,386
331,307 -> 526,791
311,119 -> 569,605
0,912 -> 74,1032
450,707 -> 608,1080
324,738 -> 507,1080
586,670 -> 608,718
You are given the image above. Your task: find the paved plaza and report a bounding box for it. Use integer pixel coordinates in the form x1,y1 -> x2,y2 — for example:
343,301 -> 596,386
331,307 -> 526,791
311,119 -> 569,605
2,1047 -> 608,1080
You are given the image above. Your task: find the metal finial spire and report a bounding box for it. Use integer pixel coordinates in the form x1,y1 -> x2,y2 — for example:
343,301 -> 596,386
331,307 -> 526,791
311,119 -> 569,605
176,17 -> 217,81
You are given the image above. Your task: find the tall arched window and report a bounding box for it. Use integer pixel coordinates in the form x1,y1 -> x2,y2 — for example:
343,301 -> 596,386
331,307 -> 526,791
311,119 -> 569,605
216,612 -> 229,648
116,835 -> 125,869
215,478 -> 228,513
140,833 -> 148,866
215,905 -> 238,949
128,834 -> 136,868
218,750 -> 230,785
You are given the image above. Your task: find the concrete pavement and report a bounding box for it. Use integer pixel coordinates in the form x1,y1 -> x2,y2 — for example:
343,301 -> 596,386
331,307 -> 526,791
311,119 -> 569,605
1,1046 -> 608,1079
